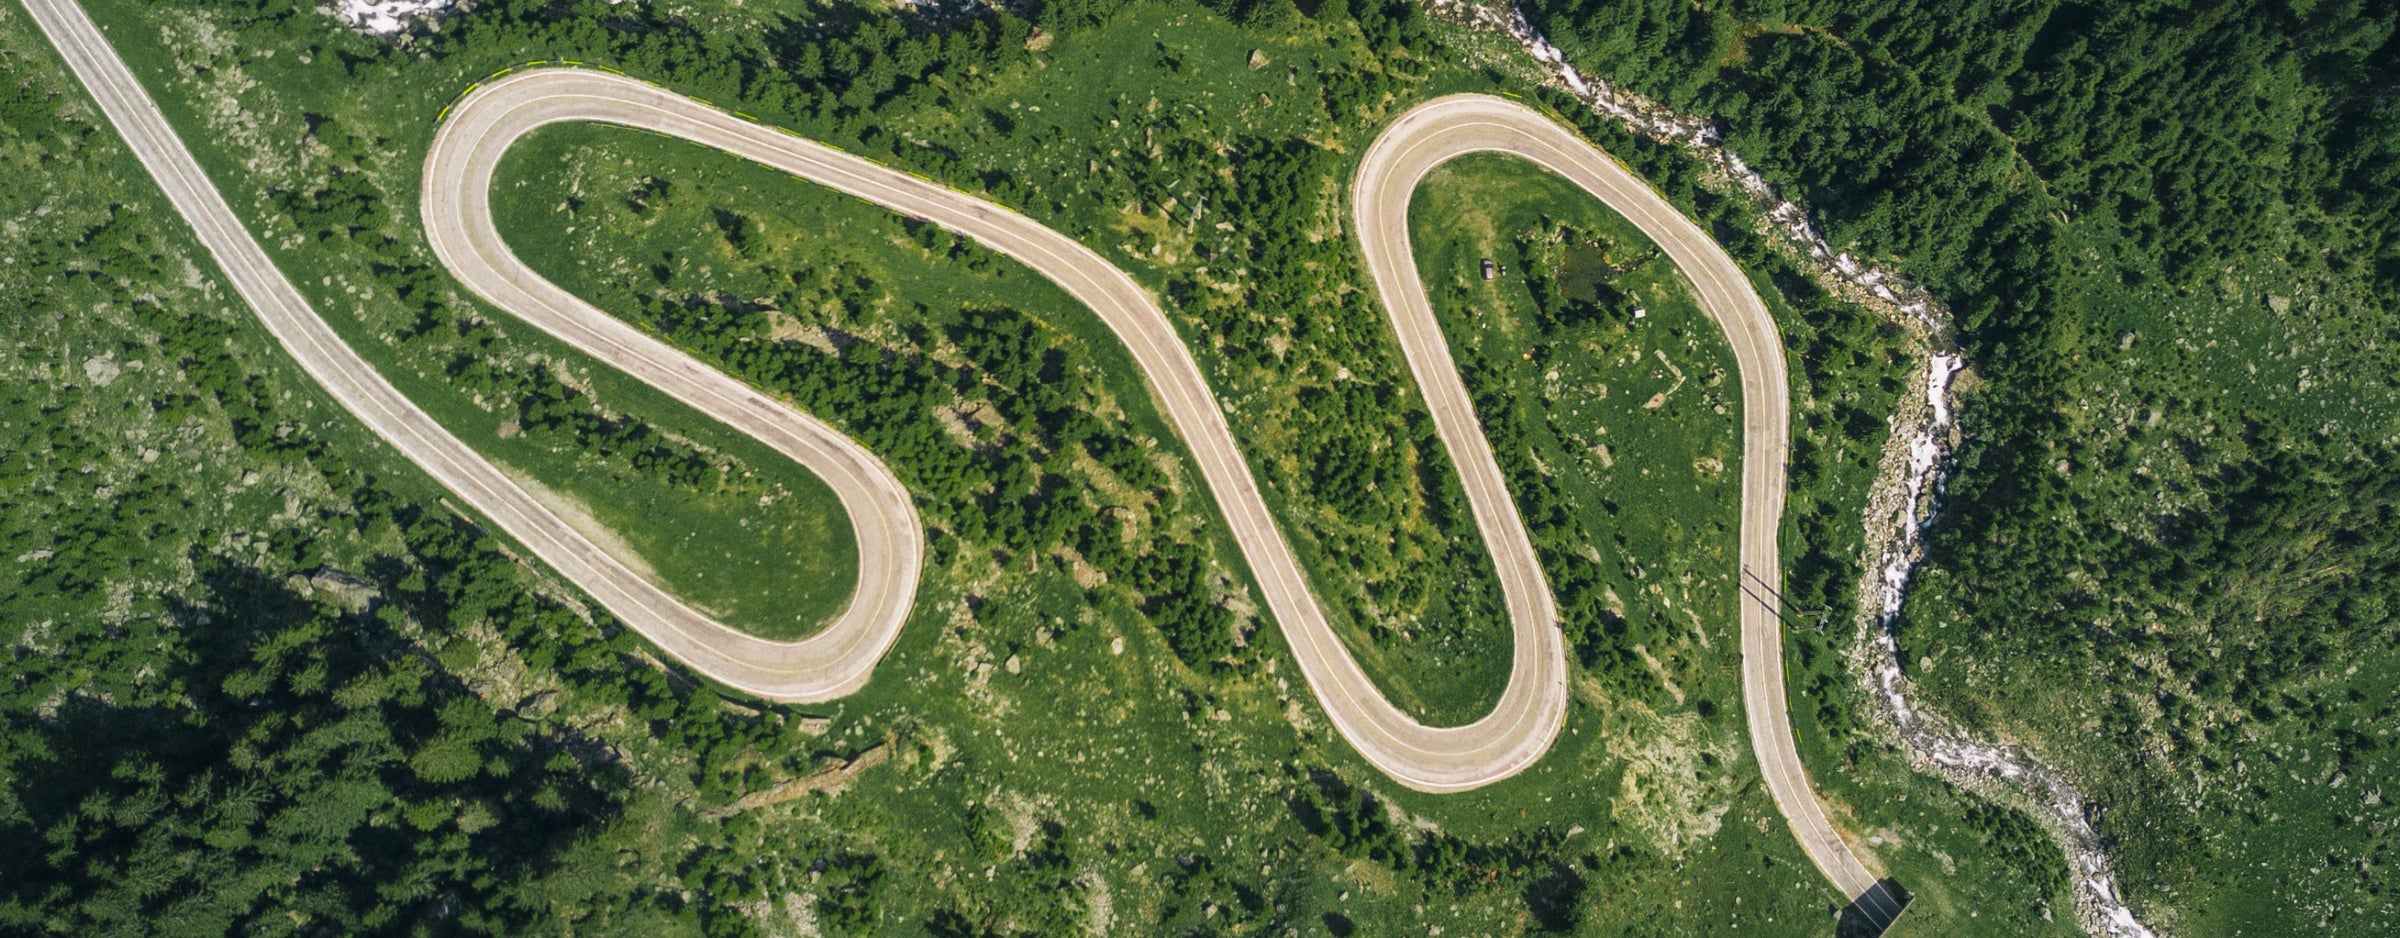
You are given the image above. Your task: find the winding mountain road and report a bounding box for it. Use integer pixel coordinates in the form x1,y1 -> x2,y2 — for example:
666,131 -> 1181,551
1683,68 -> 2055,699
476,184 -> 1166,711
27,0 -> 1893,913
422,68 -> 1569,794
1357,96 -> 1894,910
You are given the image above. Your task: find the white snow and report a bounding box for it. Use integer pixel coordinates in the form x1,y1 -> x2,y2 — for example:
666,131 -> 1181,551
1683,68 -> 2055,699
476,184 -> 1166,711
329,0 -> 452,34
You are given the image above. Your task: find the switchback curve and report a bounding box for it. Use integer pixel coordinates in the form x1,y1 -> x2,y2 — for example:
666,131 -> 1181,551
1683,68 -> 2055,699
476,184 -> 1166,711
27,0 -> 1883,901
425,69 -> 1568,793
1355,94 -> 1887,902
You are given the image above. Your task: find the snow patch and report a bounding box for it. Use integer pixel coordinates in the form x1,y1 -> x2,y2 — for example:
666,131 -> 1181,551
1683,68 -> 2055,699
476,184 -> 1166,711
328,0 -> 453,34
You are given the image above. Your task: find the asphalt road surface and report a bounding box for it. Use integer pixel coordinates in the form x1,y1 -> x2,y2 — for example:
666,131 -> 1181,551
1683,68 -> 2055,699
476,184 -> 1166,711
30,0 -> 1885,905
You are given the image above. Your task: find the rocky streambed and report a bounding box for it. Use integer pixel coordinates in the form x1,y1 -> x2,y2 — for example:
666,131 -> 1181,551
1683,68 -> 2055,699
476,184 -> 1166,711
1426,4 -> 2162,935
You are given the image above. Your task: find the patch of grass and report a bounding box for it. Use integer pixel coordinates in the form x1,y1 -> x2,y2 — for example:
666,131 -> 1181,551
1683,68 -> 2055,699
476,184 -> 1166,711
1409,153 -> 1742,705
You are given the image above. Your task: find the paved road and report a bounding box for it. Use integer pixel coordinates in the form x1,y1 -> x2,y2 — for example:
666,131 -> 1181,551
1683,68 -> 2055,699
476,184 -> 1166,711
1357,95 -> 1885,901
31,0 -> 1883,902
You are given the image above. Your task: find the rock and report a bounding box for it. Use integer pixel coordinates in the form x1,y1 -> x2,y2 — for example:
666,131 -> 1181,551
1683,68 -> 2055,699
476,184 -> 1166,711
706,741 -> 892,817
514,690 -> 560,719
308,568 -> 380,612
1110,635 -> 1125,655
1248,48 -> 1268,69
82,355 -> 120,387
1004,654 -> 1022,675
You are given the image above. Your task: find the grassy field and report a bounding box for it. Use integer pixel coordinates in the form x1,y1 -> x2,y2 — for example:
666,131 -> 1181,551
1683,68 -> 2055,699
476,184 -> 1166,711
1408,154 -> 1744,711
4,0 -> 2100,932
